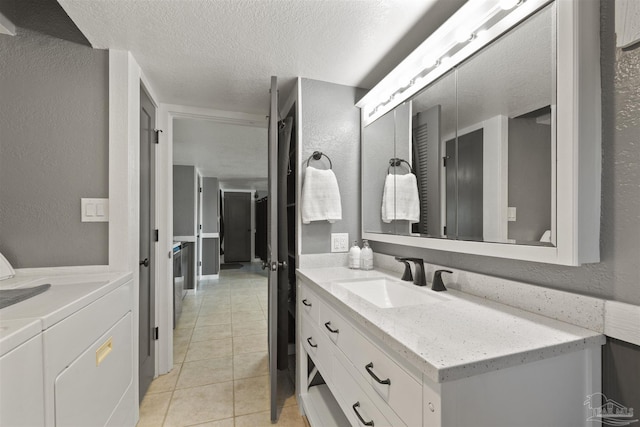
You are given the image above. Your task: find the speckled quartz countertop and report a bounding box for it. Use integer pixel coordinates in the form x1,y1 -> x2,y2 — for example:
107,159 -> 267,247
297,266 -> 605,384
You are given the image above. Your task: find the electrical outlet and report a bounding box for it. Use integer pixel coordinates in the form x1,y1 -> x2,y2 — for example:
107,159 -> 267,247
331,233 -> 349,253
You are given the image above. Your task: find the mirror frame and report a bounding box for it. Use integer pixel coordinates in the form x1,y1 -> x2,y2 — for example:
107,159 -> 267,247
357,0 -> 601,266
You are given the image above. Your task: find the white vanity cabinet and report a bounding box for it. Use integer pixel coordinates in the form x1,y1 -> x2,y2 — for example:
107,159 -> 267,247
297,272 -> 603,427
298,282 -> 422,427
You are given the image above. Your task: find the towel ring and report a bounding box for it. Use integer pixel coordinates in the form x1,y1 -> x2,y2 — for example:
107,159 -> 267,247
306,151 -> 333,169
387,158 -> 413,174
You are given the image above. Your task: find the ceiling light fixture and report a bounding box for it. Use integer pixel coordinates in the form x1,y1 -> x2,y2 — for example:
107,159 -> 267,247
358,0 -> 541,125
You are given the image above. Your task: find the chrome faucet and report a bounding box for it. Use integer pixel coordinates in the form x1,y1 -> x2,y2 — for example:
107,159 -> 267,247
395,257 -> 426,286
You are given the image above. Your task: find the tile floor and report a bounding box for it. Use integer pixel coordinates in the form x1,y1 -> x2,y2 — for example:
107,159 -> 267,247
137,263 -> 309,427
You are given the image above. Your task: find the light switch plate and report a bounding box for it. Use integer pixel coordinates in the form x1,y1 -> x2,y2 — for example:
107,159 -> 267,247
82,198 -> 109,222
331,233 -> 349,253
508,206 -> 517,222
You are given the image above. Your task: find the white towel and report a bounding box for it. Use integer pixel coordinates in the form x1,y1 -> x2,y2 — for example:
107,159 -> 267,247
381,173 -> 420,223
301,166 -> 342,224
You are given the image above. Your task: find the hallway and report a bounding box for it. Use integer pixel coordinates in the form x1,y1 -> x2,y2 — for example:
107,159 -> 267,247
137,264 -> 307,427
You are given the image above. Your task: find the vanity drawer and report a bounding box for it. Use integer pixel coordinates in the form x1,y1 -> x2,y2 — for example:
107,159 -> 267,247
320,298 -> 422,426
332,354 -> 402,427
299,284 -> 320,324
352,334 -> 422,427
318,300 -> 361,358
301,314 -> 332,377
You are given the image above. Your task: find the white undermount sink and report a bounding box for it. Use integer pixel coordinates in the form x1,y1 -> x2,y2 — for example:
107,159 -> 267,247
334,277 -> 450,308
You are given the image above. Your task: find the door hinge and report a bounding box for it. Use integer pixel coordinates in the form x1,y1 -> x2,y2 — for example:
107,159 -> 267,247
199,224 -> 202,230
153,327 -> 159,340
154,129 -> 162,144
154,229 -> 159,242
199,261 -> 202,267
443,156 -> 447,167
199,187 -> 202,193
443,226 -> 447,235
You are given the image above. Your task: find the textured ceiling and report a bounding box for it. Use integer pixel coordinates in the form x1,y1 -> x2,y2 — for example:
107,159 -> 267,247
56,0 -> 467,185
173,118 -> 267,181
57,0 -> 466,115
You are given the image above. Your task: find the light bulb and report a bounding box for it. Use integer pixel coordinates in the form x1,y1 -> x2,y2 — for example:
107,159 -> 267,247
499,0 -> 519,10
455,29 -> 473,43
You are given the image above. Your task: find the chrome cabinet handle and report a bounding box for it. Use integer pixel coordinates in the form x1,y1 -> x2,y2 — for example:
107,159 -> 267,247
324,321 -> 339,334
365,362 -> 391,385
352,402 -> 374,426
302,299 -> 312,307
306,337 -> 317,348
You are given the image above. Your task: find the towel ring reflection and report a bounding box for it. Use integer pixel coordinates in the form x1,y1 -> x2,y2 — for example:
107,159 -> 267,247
387,158 -> 413,174
306,151 -> 333,169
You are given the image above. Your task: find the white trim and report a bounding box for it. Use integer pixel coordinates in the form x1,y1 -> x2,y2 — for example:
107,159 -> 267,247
158,103 -> 266,374
0,10 -> 16,36
616,0 -> 640,48
604,301 -> 640,347
202,233 -> 220,238
108,50 -> 141,422
173,235 -> 196,242
15,265 -> 111,276
200,274 -> 219,280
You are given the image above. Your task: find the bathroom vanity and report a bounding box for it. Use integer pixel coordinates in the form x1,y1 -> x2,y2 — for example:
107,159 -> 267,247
0,271 -> 135,427
296,266 -> 604,426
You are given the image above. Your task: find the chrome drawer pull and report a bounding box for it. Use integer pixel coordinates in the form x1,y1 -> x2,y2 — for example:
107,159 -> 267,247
352,402 -> 374,426
306,337 -> 317,348
324,321 -> 339,334
302,299 -> 312,307
365,362 -> 391,385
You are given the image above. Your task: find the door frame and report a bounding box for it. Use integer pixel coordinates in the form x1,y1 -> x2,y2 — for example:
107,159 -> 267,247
107,51 -> 161,418
157,104 -> 266,374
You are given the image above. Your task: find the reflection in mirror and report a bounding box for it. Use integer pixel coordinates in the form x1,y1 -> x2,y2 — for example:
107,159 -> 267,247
376,2 -> 556,246
408,70 -> 457,239
455,2 -> 555,245
362,109 -> 396,235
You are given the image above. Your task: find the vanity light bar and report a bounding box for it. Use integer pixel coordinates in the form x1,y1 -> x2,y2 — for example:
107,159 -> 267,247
357,0 -> 551,125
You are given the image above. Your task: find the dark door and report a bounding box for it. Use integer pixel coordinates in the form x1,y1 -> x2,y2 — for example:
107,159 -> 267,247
223,192 -> 251,262
446,130 -> 483,240
267,76 -> 280,422
445,139 -> 456,238
456,129 -> 483,240
139,86 -> 156,401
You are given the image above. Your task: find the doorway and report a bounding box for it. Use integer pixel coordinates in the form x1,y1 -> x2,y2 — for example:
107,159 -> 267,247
445,128 -> 483,240
139,85 -> 156,401
223,192 -> 252,262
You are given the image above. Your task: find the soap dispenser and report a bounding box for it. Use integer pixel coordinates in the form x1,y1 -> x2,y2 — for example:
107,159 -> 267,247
360,239 -> 373,270
348,241 -> 361,269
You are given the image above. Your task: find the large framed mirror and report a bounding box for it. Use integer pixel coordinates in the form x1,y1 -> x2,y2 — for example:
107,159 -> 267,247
358,0 -> 601,265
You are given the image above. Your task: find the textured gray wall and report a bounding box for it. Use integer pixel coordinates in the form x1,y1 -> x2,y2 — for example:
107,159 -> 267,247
202,177 -> 219,233
173,165 -> 196,236
300,79 -> 365,254
372,1 -> 640,306
362,109 -> 395,234
0,24 -> 109,268
508,117 -> 552,242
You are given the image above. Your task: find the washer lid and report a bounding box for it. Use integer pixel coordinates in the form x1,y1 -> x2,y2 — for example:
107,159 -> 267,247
0,252 -> 15,281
